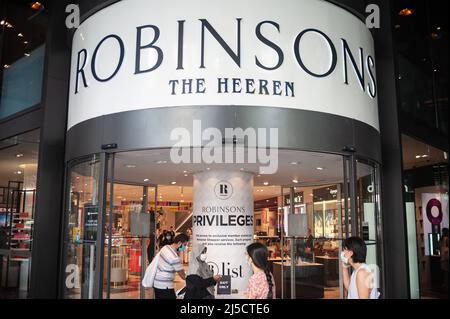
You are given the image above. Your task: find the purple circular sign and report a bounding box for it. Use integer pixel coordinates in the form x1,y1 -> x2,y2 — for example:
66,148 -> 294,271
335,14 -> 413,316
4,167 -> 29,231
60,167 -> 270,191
426,198 -> 443,225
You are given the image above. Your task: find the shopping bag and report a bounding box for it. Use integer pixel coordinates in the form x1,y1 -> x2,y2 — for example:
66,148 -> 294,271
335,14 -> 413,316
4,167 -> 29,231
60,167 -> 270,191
142,252 -> 161,288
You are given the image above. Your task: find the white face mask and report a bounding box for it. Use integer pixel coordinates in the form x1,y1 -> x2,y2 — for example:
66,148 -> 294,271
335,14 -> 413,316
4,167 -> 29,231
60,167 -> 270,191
340,251 -> 349,265
199,253 -> 207,262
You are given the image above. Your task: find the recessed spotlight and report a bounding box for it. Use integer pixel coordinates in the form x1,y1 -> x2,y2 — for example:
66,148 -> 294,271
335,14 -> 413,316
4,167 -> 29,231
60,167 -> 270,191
4,64 -> 10,69
266,200 -> 269,202
18,33 -> 24,37
171,181 -> 177,185
31,2 -> 44,10
24,53 -> 31,57
316,167 -> 324,171
437,27 -> 441,30
16,171 -> 23,175
15,153 -> 24,158
292,179 -> 299,184
415,155 -> 421,159
23,41 -> 29,44
399,8 -> 414,16
156,160 -> 167,164
125,164 -> 137,168
421,155 -> 428,158
263,182 -> 269,186
290,161 -> 300,165
184,174 -> 188,177
144,179 -> 149,182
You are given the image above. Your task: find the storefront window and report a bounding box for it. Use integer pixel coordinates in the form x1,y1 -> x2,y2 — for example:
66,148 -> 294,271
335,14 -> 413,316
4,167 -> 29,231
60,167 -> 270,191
0,0 -> 47,119
0,129 -> 40,297
402,134 -> 449,299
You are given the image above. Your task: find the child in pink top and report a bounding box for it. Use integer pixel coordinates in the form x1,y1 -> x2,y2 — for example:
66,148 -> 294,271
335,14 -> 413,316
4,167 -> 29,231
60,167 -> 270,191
245,243 -> 276,299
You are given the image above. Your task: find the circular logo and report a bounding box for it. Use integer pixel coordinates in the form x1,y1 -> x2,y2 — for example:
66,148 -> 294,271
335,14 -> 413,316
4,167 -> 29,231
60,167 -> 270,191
426,198 -> 443,225
214,181 -> 233,200
207,261 -> 220,275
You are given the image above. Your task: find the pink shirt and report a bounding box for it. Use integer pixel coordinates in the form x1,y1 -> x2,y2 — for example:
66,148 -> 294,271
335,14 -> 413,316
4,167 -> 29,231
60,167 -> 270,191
246,271 -> 276,299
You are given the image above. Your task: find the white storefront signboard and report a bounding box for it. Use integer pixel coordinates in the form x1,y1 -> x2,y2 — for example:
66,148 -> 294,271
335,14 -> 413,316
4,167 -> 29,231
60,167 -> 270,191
68,0 -> 379,131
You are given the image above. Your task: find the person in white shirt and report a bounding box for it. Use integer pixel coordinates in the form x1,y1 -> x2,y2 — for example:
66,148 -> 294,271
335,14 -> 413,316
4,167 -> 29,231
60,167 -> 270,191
153,233 -> 189,299
341,237 -> 379,299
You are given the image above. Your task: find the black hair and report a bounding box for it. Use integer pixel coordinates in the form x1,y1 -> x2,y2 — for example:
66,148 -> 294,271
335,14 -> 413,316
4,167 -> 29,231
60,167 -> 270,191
174,233 -> 189,244
343,237 -> 367,264
246,243 -> 273,299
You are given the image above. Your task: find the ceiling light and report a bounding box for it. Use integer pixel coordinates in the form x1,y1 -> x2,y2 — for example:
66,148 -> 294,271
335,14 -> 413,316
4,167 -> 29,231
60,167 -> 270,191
6,23 -> 13,28
290,161 -> 300,165
421,155 -> 428,158
437,27 -> 441,30
15,153 -> 24,158
183,171 -> 187,174
31,2 -> 44,10
415,155 -> 421,159
171,181 -> 177,185
24,53 -> 31,57
4,64 -> 10,69
184,174 -> 188,177
292,179 -> 299,184
125,164 -> 137,168
263,182 -> 269,186
144,179 -> 149,182
16,171 -> 23,175
206,168 -> 210,171
399,8 -> 414,16
23,41 -> 29,45
316,167 -> 324,171
18,33 -> 24,37
156,160 -> 167,164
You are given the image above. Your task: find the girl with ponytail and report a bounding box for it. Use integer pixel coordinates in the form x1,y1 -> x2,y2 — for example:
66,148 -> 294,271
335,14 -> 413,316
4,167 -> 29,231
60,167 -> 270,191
245,243 -> 276,299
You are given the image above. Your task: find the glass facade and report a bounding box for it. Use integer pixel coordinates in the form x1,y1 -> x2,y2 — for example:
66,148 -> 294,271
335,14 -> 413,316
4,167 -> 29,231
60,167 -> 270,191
0,0 -> 47,119
393,0 -> 449,135
0,129 -> 40,297
402,135 -> 448,299
60,150 -> 384,299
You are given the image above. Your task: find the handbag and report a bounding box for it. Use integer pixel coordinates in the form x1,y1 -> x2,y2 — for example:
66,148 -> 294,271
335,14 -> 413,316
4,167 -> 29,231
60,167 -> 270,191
142,251 -> 161,288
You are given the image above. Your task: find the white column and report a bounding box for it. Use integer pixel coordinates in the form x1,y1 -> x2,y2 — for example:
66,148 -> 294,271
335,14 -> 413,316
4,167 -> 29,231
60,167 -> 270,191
191,170 -> 254,299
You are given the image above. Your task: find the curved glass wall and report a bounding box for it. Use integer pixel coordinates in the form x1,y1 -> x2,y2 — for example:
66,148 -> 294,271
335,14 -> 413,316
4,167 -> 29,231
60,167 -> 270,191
61,149 -> 383,299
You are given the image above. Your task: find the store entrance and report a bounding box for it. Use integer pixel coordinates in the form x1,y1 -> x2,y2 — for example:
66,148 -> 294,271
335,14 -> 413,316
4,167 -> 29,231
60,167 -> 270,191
61,149 -> 382,299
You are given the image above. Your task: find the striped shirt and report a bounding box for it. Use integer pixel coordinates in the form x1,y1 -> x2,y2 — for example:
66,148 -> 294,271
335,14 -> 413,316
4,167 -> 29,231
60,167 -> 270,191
153,245 -> 183,289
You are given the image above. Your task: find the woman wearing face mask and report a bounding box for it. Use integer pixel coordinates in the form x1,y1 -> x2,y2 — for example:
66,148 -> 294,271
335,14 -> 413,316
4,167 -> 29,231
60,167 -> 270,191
183,245 -> 221,299
245,242 -> 276,299
341,237 -> 380,299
